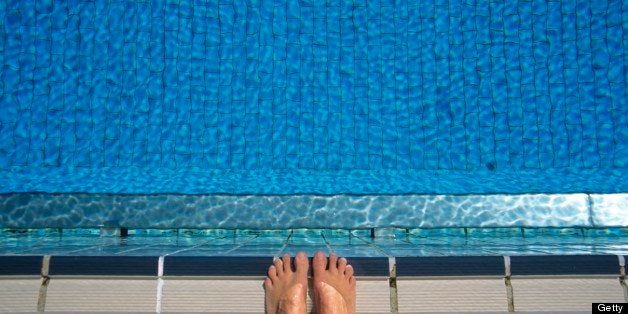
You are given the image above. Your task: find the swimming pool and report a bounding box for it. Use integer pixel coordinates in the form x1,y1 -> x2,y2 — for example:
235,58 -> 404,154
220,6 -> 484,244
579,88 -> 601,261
0,1 -> 627,232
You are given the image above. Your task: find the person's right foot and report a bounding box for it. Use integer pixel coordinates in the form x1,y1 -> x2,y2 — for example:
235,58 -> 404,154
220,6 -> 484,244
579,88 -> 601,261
312,251 -> 357,314
264,252 -> 308,314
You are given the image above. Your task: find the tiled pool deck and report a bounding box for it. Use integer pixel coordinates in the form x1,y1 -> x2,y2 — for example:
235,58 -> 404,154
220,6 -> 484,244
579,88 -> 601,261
1,227 -> 626,312
1,194 -> 625,311
0,253 -> 626,312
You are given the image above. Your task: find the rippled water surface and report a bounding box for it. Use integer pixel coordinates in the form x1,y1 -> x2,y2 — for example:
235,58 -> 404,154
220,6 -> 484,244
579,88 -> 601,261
0,1 -> 627,232
0,1 -> 626,195
1,192 -> 626,229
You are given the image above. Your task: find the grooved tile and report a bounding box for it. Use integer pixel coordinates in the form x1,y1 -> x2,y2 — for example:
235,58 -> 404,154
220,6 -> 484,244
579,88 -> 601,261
355,279 -> 391,313
397,279 -> 508,312
161,279 -> 264,313
511,278 -> 624,312
45,279 -> 157,312
0,279 -> 41,313
162,278 -> 390,313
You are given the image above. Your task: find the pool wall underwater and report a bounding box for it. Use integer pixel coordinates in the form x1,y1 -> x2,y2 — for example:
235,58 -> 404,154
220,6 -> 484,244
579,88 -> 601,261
0,0 -> 627,231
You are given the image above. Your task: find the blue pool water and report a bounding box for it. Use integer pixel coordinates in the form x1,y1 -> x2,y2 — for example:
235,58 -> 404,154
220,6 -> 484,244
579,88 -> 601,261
0,1 -> 627,196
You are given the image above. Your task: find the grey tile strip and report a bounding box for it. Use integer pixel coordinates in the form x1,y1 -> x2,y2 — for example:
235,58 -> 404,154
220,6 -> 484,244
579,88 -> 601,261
37,255 -> 50,312
388,257 -> 398,314
503,256 -> 515,312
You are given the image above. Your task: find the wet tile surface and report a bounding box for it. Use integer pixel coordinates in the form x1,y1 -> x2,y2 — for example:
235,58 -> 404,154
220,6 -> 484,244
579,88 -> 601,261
0,227 -> 626,257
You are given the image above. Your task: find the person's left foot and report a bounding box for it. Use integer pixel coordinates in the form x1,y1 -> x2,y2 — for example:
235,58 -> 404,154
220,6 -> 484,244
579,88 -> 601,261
264,252 -> 308,314
312,251 -> 356,314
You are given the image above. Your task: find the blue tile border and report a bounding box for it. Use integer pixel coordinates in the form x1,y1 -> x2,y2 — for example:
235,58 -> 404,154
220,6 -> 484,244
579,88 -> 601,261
396,256 -> 505,277
164,256 -> 271,277
0,255 -> 624,277
340,257 -> 389,277
49,256 -> 158,276
163,256 -> 390,277
0,256 -> 42,275
510,255 -> 620,276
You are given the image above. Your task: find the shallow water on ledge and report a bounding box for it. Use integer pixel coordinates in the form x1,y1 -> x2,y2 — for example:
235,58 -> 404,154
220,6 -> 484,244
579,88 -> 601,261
1,193 -> 626,229
0,227 -> 626,257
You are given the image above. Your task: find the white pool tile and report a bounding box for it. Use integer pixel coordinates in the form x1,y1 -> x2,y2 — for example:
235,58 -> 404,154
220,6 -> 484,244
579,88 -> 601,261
397,278 -> 508,312
45,279 -> 157,312
511,278 -> 625,312
162,279 -> 264,313
0,279 -> 41,313
355,279 -> 391,313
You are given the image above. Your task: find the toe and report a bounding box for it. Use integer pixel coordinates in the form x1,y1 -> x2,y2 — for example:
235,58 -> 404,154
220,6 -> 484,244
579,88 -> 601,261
273,258 -> 284,275
264,277 -> 273,290
344,264 -> 354,278
313,251 -> 327,276
337,257 -> 347,274
267,265 -> 278,280
295,251 -> 309,277
282,253 -> 292,273
328,253 -> 338,273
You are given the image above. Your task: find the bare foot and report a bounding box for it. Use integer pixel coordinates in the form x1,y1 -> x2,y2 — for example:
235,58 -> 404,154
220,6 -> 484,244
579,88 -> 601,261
312,251 -> 356,314
264,252 -> 308,314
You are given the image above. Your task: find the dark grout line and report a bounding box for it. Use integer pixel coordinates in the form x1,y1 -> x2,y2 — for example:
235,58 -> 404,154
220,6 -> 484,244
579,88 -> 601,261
350,232 -> 392,257
320,231 -> 334,253
388,257 -> 399,313
619,255 -> 628,303
274,229 -> 294,258
503,256 -> 515,312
